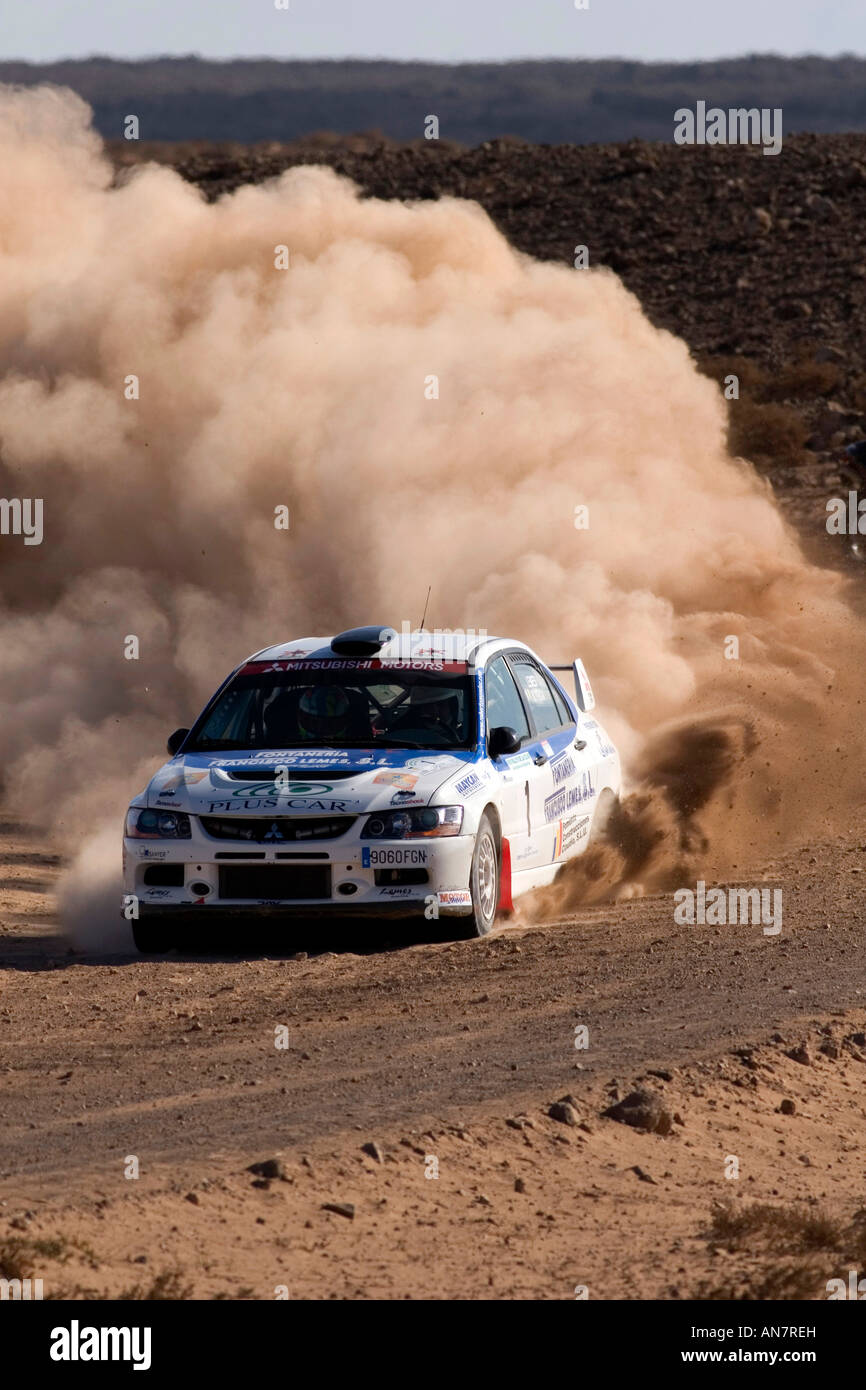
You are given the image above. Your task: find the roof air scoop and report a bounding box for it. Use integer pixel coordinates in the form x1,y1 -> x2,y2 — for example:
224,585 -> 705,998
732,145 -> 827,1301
330,625 -> 396,656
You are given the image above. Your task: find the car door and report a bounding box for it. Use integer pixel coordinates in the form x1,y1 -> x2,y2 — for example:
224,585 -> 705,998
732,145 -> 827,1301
507,653 -> 599,869
483,655 -> 534,869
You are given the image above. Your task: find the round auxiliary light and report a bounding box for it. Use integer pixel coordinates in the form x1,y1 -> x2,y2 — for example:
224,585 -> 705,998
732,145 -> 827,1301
366,817 -> 386,838
418,809 -> 439,830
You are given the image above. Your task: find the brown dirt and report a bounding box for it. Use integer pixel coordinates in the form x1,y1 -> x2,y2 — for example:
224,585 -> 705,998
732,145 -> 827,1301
3,813 -> 866,1299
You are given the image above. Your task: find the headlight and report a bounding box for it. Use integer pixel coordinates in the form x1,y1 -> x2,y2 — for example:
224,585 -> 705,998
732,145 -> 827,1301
125,808 -> 192,839
361,806 -> 463,839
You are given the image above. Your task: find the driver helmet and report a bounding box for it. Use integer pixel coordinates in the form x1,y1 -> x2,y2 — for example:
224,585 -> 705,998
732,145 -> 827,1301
408,685 -> 459,729
297,685 -> 351,742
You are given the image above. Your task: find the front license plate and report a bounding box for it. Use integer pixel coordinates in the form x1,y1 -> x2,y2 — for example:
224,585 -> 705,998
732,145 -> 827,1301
362,847 -> 429,867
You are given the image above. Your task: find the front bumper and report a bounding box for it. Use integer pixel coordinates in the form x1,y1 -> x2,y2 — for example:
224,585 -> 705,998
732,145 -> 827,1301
123,825 -> 476,918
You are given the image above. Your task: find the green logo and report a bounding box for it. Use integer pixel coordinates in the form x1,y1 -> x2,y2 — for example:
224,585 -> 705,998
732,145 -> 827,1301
230,781 -> 334,797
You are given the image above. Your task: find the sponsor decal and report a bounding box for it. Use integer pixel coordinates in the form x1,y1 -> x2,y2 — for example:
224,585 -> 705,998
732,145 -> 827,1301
138,847 -> 169,859
362,847 -> 428,867
205,797 -> 359,812
405,756 -> 459,772
390,792 -> 425,806
153,768 -> 207,793
437,889 -> 472,907
476,671 -> 486,738
229,781 -> 335,797
242,659 -> 467,673
144,888 -> 172,898
378,886 -> 415,897
503,751 -> 532,770
454,771 -> 483,797
154,797 -> 184,808
521,671 -> 547,704
551,822 -> 563,859
550,751 -> 576,787
594,729 -> 616,758
541,738 -> 554,757
516,843 -> 538,862
209,749 -> 363,767
372,771 -> 418,789
559,814 -> 590,855
543,773 -> 596,823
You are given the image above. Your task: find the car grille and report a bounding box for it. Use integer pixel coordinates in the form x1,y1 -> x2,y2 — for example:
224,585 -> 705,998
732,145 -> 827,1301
218,864 -> 332,900
200,815 -> 355,843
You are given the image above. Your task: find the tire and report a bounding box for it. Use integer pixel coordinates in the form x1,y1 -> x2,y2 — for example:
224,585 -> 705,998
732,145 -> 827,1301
132,919 -> 173,954
465,811 -> 500,938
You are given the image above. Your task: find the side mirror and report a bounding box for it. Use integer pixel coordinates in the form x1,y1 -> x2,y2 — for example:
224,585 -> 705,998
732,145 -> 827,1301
167,728 -> 190,756
488,725 -> 522,759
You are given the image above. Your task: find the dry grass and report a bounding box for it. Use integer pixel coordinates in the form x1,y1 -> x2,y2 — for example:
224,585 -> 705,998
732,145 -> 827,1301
693,1200 -> 866,1301
117,1269 -> 194,1300
0,1234 -> 98,1280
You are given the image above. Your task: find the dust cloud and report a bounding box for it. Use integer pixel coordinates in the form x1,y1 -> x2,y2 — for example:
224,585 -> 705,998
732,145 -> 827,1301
0,85 -> 861,939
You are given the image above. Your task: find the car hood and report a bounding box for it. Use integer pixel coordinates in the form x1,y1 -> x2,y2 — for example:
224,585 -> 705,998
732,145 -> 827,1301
143,747 -> 480,817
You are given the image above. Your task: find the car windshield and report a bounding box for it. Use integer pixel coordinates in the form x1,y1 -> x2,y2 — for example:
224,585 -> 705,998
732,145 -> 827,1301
187,665 -> 476,752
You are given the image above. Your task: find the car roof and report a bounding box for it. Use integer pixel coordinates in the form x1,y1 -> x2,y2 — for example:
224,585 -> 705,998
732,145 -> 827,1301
246,629 -> 538,670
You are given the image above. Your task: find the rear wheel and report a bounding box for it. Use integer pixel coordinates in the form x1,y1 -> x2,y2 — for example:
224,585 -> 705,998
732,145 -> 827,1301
132,919 -> 173,954
465,812 -> 500,938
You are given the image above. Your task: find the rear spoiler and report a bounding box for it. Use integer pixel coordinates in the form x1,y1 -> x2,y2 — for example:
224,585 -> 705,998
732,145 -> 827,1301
546,659 -> 596,713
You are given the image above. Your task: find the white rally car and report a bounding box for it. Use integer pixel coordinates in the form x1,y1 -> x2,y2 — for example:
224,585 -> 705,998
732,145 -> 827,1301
123,627 -> 620,951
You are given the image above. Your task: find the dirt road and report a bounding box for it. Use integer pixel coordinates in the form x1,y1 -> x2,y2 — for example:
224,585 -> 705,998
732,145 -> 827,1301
2,815 -> 865,1298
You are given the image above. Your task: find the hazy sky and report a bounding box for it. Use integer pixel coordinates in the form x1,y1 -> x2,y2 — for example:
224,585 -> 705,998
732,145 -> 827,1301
1,0 -> 864,64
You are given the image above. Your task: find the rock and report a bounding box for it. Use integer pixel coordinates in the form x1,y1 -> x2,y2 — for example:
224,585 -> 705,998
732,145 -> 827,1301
548,1101 -> 579,1126
514,1177 -> 527,1194
630,1165 -> 657,1184
815,345 -> 846,365
805,193 -> 838,219
786,1043 -> 812,1066
819,1039 -> 840,1059
780,1098 -> 796,1115
322,1202 -> 355,1220
361,1141 -> 384,1163
753,207 -> 773,234
247,1157 -> 288,1181
185,1191 -> 200,1204
602,1088 -> 673,1135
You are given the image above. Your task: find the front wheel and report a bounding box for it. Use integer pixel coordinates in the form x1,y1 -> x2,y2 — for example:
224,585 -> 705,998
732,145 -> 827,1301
466,812 -> 500,938
131,918 -> 173,954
